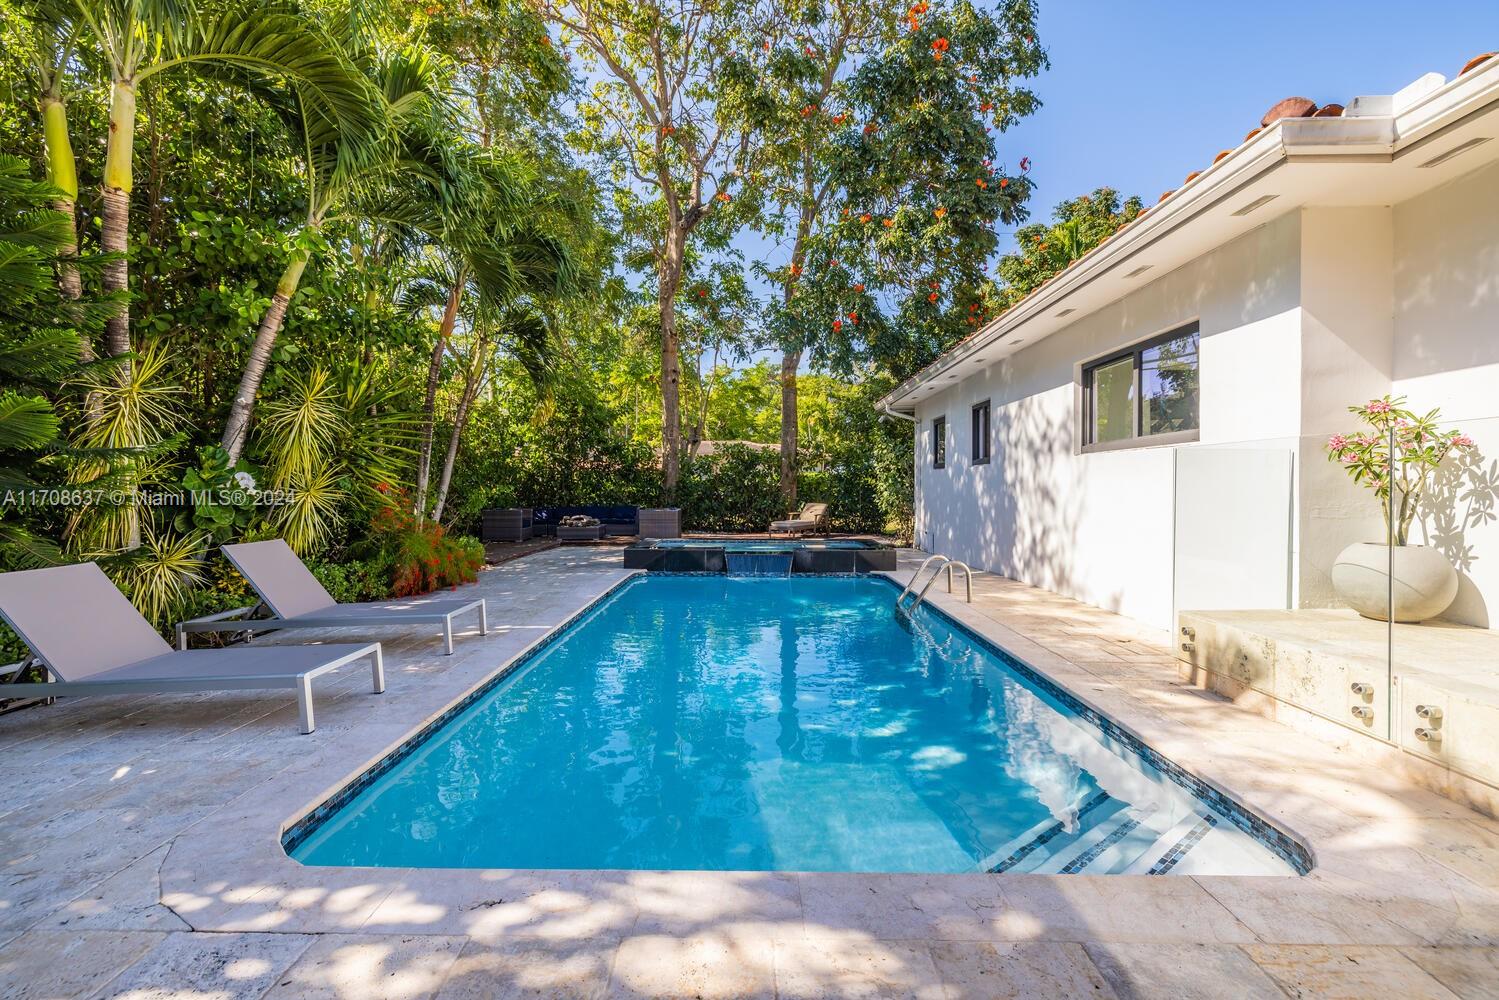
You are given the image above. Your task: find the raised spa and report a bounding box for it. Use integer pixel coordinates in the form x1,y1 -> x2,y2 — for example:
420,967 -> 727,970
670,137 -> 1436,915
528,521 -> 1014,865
623,537 -> 896,574
285,575 -> 1306,875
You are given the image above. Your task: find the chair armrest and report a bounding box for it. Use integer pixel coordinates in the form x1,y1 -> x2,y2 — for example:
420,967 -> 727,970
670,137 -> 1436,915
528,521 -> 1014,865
178,604 -> 260,627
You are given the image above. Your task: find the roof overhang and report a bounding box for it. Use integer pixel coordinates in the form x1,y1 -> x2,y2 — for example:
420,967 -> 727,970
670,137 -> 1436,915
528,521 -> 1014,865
879,61 -> 1499,415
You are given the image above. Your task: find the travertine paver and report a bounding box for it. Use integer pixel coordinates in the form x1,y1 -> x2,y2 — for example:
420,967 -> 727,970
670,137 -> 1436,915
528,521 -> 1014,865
1080,942 -> 1287,1000
261,933 -> 467,1000
0,929 -> 164,1000
90,930 -> 315,999
2,547 -> 1499,997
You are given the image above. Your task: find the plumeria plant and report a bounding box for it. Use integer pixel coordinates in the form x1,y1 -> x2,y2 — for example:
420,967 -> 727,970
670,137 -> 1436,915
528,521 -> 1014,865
1326,395 -> 1475,546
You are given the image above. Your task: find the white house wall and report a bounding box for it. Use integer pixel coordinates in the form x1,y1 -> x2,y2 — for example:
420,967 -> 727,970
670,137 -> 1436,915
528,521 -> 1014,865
914,212 -> 1303,630
1393,159 -> 1499,627
1294,207 -> 1397,609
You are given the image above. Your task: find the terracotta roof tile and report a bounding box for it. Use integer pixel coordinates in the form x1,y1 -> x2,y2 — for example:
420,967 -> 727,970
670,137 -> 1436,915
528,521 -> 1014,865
1261,96 -> 1319,126
1461,52 -> 1495,75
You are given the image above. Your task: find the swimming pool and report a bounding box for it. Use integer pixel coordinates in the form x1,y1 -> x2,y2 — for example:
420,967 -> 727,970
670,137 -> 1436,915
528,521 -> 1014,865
286,576 -> 1305,875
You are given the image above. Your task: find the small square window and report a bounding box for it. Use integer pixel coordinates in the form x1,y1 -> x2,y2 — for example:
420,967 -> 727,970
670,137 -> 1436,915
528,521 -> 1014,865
932,416 -> 946,469
971,401 -> 991,464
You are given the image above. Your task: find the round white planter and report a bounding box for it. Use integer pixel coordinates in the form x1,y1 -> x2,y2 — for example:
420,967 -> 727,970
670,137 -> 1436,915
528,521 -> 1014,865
1331,542 -> 1458,623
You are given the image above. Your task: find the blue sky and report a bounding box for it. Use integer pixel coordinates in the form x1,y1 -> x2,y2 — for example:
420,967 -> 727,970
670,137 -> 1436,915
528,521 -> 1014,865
999,1 -> 1497,251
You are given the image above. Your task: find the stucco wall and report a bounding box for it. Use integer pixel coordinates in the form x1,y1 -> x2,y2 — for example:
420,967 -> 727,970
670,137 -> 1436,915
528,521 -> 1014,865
1393,159 -> 1499,627
912,159 -> 1499,632
1294,207 -> 1397,609
914,212 -> 1303,629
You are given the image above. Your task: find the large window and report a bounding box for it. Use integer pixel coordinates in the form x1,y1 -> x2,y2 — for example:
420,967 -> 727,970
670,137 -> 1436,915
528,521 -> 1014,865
1083,323 -> 1199,450
932,416 -> 946,468
971,400 -> 991,464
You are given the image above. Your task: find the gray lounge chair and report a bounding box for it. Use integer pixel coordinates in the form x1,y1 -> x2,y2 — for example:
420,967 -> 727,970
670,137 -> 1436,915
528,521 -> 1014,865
182,540 -> 487,655
0,563 -> 383,733
769,502 -> 829,537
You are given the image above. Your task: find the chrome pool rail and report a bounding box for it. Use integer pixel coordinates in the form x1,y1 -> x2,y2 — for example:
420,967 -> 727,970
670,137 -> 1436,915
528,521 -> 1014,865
895,554 -> 973,613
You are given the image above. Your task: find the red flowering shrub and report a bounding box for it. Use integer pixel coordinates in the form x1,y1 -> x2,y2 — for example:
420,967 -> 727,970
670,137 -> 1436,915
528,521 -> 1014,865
361,492 -> 484,598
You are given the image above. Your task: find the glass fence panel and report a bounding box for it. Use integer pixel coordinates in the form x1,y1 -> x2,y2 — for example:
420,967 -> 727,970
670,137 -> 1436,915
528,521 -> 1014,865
1172,434 -> 1394,741
1386,413 -> 1496,783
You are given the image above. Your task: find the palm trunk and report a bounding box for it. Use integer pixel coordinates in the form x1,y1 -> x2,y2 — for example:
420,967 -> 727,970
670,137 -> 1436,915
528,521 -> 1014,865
101,78 -> 137,359
659,234 -> 686,500
414,281 -> 461,519
221,253 -> 308,462
431,359 -> 483,523
779,349 -> 801,506
41,94 -> 94,370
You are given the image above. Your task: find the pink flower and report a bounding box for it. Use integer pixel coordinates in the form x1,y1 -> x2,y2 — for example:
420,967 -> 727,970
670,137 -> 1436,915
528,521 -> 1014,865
1327,434 -> 1347,450
1454,435 -> 1475,448
1366,399 -> 1393,414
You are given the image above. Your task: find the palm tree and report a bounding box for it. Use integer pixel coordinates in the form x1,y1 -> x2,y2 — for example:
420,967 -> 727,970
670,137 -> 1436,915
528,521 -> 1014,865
219,42 -> 472,463
70,0 -> 380,359
430,307 -> 556,523
403,203 -> 580,521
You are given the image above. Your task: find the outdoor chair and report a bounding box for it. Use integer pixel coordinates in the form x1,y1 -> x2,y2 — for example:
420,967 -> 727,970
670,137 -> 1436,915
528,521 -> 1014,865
177,540 -> 487,655
769,502 -> 830,537
0,563 -> 383,734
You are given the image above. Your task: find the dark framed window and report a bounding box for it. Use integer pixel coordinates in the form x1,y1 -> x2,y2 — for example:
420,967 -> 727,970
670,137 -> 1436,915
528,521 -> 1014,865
1082,323 -> 1200,451
971,400 -> 991,464
932,416 -> 946,469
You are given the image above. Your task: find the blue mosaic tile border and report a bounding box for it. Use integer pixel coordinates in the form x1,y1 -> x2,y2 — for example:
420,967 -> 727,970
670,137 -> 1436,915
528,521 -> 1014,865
886,578 -> 1314,875
1149,814 -> 1219,875
1060,818 -> 1141,874
280,574 -> 646,855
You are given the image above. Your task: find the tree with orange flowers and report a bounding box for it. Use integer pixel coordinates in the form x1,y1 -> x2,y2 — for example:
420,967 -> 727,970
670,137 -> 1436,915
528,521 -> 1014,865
748,0 -> 906,506
811,0 -> 1045,381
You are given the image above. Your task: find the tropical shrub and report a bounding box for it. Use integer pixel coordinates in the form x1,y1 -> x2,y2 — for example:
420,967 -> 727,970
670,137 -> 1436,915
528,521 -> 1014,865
679,445 -> 785,533
353,493 -> 483,597
309,556 -> 394,604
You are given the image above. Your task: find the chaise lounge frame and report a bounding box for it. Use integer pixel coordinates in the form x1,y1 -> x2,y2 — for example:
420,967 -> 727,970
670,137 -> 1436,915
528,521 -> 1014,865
0,563 -> 383,734
177,540 -> 487,656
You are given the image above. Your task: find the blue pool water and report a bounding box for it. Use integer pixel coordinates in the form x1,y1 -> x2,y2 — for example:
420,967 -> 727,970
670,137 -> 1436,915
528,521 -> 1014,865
290,576 -> 1300,875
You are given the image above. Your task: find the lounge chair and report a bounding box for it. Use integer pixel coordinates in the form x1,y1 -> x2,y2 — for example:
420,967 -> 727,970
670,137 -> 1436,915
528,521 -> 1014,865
0,563 -> 383,733
769,502 -> 829,537
181,539 -> 486,655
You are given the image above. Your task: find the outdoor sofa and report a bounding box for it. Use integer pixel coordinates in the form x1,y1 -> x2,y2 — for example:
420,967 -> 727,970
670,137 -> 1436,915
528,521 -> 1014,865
175,539 -> 487,655
0,563 -> 383,733
533,505 -> 640,536
770,502 -> 830,537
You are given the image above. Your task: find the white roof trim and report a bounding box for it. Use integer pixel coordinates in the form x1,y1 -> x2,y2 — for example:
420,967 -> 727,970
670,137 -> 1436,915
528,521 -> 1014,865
879,60 -> 1499,414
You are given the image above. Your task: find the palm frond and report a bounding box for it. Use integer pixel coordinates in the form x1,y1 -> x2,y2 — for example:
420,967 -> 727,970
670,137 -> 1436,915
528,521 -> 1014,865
0,392 -> 61,452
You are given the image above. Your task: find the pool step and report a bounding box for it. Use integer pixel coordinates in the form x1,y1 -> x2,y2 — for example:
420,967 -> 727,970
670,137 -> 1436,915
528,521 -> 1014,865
1020,806 -> 1136,875
982,790 -> 1114,873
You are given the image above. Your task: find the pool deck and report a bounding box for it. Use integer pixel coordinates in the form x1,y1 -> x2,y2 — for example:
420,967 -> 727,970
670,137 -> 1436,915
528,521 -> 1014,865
3,547 -> 1498,998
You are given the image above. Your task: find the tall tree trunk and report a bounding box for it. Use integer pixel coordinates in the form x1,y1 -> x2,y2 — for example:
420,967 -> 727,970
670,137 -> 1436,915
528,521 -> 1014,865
414,281 -> 462,519
221,253 -> 308,462
40,93 -> 90,359
100,78 -> 137,359
779,349 -> 801,507
659,233 -> 686,500
431,358 -> 483,523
